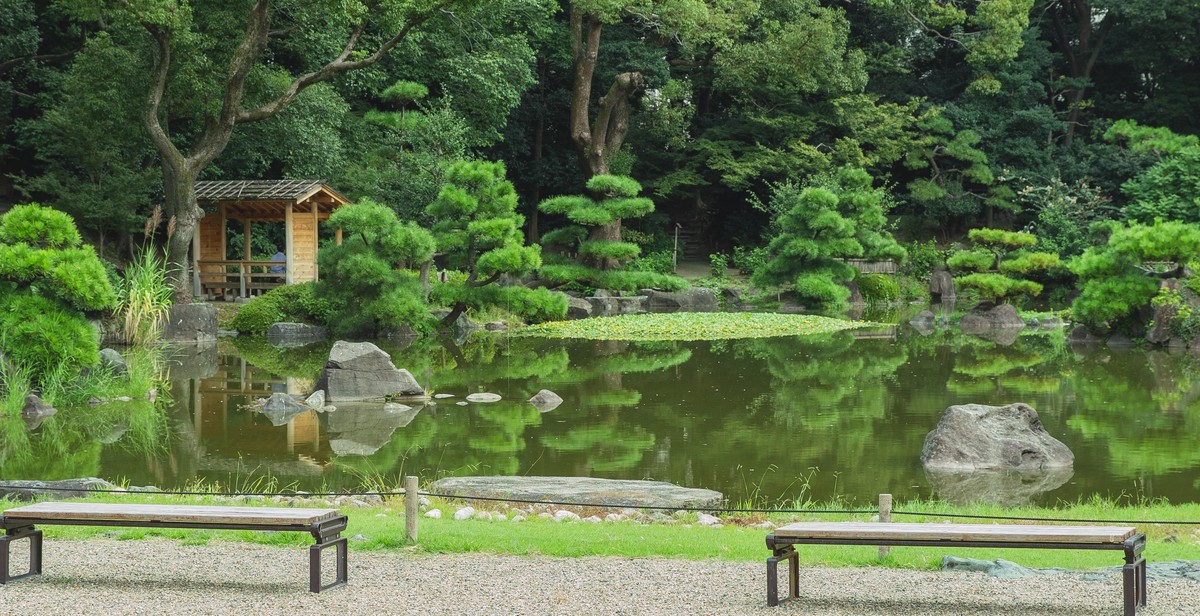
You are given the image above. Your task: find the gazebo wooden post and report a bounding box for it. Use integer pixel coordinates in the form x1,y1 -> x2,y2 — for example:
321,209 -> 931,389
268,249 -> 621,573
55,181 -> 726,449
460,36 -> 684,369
312,202 -> 320,281
284,202 -> 294,285
335,227 -> 343,245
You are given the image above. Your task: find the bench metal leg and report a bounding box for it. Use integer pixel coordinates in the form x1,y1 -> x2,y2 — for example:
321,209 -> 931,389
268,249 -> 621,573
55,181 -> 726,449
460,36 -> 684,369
0,527 -> 43,584
309,536 -> 347,593
766,544 -> 798,607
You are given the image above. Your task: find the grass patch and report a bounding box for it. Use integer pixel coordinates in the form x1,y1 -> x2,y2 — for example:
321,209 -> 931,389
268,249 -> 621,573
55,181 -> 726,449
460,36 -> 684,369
516,312 -> 872,341
11,493 -> 1197,572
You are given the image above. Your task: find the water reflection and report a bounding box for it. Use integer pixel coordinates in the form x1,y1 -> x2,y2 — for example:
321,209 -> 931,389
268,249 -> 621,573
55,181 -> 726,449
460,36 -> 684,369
9,325 -> 1200,506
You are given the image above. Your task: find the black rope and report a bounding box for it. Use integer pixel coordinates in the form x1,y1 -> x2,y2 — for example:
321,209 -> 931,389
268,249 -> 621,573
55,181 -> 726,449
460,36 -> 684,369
890,509 -> 1200,526
1,483 -> 1196,525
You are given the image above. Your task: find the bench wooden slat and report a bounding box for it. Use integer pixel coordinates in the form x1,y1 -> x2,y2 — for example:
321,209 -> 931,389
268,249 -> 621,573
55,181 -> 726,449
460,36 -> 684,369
3,502 -> 339,526
773,522 -> 1136,544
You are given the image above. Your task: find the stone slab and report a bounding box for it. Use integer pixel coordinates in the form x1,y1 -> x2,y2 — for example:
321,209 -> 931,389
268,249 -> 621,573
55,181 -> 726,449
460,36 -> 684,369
428,476 -> 723,508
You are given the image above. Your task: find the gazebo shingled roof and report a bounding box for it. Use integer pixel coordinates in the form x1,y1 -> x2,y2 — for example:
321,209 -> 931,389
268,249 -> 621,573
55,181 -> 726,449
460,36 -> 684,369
194,179 -> 350,203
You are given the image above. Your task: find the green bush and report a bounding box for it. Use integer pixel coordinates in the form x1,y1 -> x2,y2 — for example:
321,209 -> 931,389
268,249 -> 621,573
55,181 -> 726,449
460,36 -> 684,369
945,249 -> 994,272
731,245 -> 767,274
900,240 -> 946,277
857,274 -> 900,303
947,227 -> 1058,305
709,253 -> 729,278
627,250 -> 675,275
0,290 -> 98,378
229,282 -> 331,334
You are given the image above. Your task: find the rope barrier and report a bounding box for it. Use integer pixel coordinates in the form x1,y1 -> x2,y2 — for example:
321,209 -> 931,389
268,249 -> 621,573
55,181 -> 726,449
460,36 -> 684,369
1,483 -> 1196,525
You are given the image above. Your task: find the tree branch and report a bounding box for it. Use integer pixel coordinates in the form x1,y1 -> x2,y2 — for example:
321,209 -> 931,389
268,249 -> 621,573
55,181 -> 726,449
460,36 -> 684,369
143,25 -> 183,171
236,1 -> 455,124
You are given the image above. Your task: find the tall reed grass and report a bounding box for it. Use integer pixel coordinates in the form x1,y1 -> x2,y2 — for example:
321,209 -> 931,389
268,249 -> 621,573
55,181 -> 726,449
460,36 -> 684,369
116,248 -> 173,346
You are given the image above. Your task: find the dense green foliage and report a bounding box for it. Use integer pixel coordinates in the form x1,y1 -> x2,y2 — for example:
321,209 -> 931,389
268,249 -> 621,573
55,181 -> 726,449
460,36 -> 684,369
0,205 -> 115,382
1070,221 -> 1200,332
856,273 -> 900,303
426,160 -> 565,323
229,282 -> 333,334
947,228 -> 1059,305
539,175 -> 687,292
752,167 -> 905,308
317,200 -> 437,336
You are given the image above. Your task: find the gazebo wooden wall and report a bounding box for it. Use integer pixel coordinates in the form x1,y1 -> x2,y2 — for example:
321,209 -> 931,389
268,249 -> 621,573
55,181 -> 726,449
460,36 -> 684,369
192,180 -> 348,299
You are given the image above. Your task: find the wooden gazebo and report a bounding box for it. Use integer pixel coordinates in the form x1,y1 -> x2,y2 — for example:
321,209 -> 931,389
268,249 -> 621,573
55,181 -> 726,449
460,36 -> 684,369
192,180 -> 349,299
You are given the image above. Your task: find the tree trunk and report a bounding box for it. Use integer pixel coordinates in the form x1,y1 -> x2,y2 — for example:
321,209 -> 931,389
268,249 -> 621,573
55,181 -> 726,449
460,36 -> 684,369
162,163 -> 203,302
568,7 -> 644,271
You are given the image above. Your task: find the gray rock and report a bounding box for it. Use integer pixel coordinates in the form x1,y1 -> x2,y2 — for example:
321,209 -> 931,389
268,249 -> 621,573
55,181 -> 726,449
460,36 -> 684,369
529,389 -> 564,412
466,393 -> 502,403
162,304 -> 217,342
1107,333 -> 1135,348
327,402 -> 421,456
433,393 -> 456,399
21,394 -> 57,430
163,342 -> 219,380
565,296 -> 593,320
721,287 -> 742,304
959,304 -> 1026,332
921,403 -> 1074,472
640,288 -> 719,312
98,348 -> 128,377
431,309 -> 478,339
909,310 -> 936,336
428,476 -> 724,509
266,322 -> 328,348
930,269 -> 956,301
942,557 -> 1047,579
319,341 -> 425,402
217,329 -> 239,338
1039,316 -> 1064,329
587,295 -> 647,317
259,393 -> 311,426
304,390 -> 326,410
483,321 -> 508,331
925,466 -> 1074,506
0,477 -> 117,501
1068,325 -> 1102,343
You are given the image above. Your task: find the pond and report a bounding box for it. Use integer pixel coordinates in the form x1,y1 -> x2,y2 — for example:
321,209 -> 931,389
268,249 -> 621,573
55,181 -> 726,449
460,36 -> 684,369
5,318 -> 1200,507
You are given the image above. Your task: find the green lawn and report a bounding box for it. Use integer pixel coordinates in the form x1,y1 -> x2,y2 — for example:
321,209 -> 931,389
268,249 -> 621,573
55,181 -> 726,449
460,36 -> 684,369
13,494 -> 1198,571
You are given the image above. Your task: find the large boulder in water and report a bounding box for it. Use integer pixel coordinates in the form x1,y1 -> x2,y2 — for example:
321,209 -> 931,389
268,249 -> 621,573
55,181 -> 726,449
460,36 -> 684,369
959,304 -> 1026,332
930,269 -> 956,302
925,466 -> 1074,506
327,402 -> 421,456
921,403 -> 1073,472
640,288 -> 719,312
317,341 -> 425,402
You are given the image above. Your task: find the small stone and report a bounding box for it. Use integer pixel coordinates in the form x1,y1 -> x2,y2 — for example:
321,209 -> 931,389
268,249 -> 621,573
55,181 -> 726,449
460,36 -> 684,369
553,510 -> 580,522
351,534 -> 367,541
456,401 -> 468,406
474,511 -> 493,521
433,393 -> 456,399
484,321 -> 508,331
511,515 -> 525,523
697,513 -> 721,526
494,513 -> 507,522
114,396 -> 132,402
375,513 -> 387,518
146,388 -> 158,402
87,397 -> 103,407
454,507 -> 476,520
418,496 -> 430,507
604,513 -> 625,522
538,512 -> 552,519
583,516 -> 602,523
466,393 -> 502,403
305,390 -> 326,409
528,389 -> 564,413
424,509 -> 442,519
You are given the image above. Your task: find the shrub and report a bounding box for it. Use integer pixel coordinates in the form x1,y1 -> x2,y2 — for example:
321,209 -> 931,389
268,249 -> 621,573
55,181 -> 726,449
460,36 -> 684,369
627,249 -> 675,275
709,253 -> 729,278
115,248 -> 173,345
857,274 -> 900,303
230,282 -> 331,334
946,227 -> 1059,305
0,290 -> 98,378
731,245 -> 767,274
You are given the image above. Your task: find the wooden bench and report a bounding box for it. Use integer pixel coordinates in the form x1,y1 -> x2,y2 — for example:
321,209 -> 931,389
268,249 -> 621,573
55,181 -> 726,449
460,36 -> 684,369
0,502 -> 348,592
765,522 -> 1146,615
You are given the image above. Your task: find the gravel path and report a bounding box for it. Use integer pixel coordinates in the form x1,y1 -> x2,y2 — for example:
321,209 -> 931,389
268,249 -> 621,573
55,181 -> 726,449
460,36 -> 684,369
2,539 -> 1197,615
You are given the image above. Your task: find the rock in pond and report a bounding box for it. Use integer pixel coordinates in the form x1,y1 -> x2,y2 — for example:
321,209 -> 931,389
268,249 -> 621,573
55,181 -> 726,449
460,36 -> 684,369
959,304 -> 1026,332
428,476 -> 724,509
259,393 -> 313,426
921,403 -> 1073,472
930,269 -> 956,302
266,322 -> 328,348
327,402 -> 421,456
465,393 -> 502,403
21,394 -> 57,430
318,341 -> 425,402
98,348 -> 128,377
925,466 -> 1074,506
163,304 -> 217,342
640,288 -> 719,312
529,389 -> 563,412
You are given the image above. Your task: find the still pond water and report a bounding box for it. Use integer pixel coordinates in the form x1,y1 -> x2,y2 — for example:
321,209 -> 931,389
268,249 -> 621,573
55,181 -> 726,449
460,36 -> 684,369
7,321 -> 1200,506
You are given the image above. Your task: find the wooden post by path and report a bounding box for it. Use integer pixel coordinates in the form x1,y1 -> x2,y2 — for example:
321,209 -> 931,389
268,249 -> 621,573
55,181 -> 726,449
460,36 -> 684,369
405,476 -> 419,543
878,493 -> 892,559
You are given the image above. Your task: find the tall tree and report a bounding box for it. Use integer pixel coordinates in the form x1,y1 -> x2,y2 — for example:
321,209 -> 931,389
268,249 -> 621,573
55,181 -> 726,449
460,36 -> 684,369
74,0 -> 476,301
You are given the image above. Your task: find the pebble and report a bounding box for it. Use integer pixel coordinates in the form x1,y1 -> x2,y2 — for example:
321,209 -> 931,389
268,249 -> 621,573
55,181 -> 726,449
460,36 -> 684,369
553,510 -> 580,522
424,509 -> 442,519
4,539 -> 1198,616
453,507 -> 475,521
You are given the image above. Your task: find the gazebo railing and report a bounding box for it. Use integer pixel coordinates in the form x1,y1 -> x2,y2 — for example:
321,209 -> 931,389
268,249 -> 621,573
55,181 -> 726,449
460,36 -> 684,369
196,260 -> 286,299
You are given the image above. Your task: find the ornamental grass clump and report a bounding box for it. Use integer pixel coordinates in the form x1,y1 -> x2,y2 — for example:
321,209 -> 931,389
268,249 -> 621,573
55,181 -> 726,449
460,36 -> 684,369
116,248 -> 173,346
